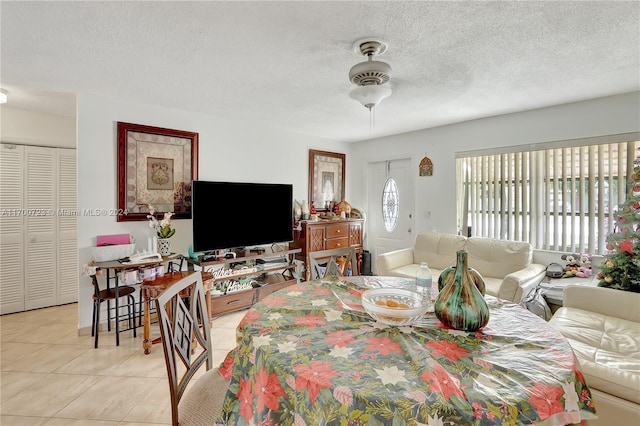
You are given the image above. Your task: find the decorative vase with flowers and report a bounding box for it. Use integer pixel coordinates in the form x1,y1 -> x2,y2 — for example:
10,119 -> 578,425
147,205 -> 175,255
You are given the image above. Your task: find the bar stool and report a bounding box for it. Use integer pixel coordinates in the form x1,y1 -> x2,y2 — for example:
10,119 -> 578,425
91,275 -> 137,348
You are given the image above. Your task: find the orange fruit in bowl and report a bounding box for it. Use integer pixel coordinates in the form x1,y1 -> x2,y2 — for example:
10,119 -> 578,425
374,298 -> 410,321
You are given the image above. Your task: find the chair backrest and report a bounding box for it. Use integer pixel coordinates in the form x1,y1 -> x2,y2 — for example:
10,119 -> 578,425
309,247 -> 359,280
154,271 -> 212,426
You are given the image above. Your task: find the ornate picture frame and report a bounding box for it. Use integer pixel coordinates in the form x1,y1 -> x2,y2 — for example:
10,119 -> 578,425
309,149 -> 345,212
116,122 -> 198,222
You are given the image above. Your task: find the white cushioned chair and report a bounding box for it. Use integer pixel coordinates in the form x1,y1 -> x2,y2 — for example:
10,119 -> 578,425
549,285 -> 640,425
376,232 -> 546,302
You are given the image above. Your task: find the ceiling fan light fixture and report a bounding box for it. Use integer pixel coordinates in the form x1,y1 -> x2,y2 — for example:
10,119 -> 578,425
349,59 -> 392,86
348,38 -> 393,125
349,84 -> 392,109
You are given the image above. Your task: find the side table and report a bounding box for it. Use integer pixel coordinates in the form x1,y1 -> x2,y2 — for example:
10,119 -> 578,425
539,275 -> 599,312
140,270 -> 214,354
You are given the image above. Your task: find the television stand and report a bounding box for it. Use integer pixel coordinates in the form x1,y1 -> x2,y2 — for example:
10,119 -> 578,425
200,249 -> 236,262
185,246 -> 301,317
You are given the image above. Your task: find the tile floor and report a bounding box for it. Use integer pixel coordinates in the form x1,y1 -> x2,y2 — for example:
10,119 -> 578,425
0,303 -> 245,425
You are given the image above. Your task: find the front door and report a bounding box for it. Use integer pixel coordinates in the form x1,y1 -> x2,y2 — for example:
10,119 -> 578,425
367,158 -> 414,273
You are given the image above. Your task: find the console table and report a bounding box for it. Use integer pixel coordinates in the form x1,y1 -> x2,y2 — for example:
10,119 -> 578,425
290,218 -> 364,280
184,247 -> 301,316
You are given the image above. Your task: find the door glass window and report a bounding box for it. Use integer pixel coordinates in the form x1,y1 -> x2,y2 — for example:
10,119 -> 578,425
382,178 -> 399,232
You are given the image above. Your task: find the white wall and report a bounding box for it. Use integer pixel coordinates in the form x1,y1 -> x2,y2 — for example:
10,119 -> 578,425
349,92 -> 640,240
0,107 -> 76,147
77,93 -> 348,330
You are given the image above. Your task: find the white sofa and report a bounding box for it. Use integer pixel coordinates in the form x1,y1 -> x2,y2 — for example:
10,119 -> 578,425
375,232 -> 546,302
548,285 -> 640,425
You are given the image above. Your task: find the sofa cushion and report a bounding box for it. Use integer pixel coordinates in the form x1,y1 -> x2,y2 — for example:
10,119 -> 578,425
466,237 -> 532,278
414,232 -> 466,270
384,264 -> 445,283
482,276 -> 503,298
549,307 -> 640,405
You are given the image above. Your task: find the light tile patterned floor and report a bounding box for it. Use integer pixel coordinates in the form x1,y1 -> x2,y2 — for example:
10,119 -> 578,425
0,303 -> 244,425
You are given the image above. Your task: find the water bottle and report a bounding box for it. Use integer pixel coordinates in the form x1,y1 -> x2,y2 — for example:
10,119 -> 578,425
416,262 -> 433,300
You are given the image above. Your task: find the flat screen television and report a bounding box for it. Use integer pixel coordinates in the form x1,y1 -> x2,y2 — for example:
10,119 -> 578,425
192,180 -> 293,253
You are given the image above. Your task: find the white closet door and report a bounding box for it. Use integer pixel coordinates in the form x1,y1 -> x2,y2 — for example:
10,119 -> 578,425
0,144 -> 25,314
25,146 -> 57,310
57,148 -> 78,304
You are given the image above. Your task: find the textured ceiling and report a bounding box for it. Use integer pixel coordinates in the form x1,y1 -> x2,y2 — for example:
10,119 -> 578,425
1,1 -> 639,142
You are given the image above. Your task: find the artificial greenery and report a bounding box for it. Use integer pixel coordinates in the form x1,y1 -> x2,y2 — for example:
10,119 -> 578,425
598,150 -> 640,292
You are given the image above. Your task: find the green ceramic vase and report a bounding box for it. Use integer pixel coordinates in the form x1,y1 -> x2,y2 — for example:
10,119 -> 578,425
437,264 -> 486,295
434,250 -> 489,331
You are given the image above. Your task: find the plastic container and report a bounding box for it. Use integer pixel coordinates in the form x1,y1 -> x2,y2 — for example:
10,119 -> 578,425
92,243 -> 136,262
416,262 -> 433,299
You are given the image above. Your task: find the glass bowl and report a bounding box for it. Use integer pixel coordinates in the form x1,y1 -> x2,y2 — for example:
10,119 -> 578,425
361,288 -> 430,326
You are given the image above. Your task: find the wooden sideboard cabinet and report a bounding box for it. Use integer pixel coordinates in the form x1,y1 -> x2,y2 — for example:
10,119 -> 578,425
291,218 -> 364,280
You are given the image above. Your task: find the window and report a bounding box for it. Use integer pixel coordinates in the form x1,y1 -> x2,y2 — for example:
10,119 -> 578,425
382,177 -> 399,232
457,138 -> 639,254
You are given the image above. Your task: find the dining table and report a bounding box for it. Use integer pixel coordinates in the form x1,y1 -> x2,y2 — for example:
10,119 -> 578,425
216,276 -> 597,426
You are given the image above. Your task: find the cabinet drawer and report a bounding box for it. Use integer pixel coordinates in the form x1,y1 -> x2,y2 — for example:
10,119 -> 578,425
326,237 -> 349,249
210,289 -> 256,315
326,224 -> 348,239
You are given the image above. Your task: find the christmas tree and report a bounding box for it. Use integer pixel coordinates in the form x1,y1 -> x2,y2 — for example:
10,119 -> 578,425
598,149 -> 640,292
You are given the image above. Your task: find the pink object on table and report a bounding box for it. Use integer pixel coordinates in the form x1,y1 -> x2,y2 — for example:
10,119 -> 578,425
96,234 -> 131,246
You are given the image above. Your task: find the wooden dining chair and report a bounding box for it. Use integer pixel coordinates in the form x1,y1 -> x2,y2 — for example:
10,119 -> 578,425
154,271 -> 229,426
309,247 -> 359,280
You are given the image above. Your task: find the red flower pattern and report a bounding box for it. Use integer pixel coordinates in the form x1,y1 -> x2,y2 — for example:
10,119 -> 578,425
420,365 -> 465,401
325,330 -> 356,347
261,296 -> 289,306
295,314 -> 326,328
237,376 -> 253,421
254,366 -> 286,412
348,287 -> 364,298
526,381 -> 564,419
364,336 -> 403,356
293,361 -> 339,402
240,310 -> 262,326
426,340 -> 469,362
311,287 -> 333,295
218,356 -> 235,380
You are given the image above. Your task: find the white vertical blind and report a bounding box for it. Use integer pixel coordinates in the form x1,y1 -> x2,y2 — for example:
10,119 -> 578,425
458,140 -> 638,254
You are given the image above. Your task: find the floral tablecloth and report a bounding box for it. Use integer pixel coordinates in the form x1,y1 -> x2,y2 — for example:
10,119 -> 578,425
217,278 -> 596,426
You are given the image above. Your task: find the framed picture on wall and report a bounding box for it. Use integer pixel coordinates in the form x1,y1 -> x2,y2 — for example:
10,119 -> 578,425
116,122 -> 198,222
308,149 -> 345,212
